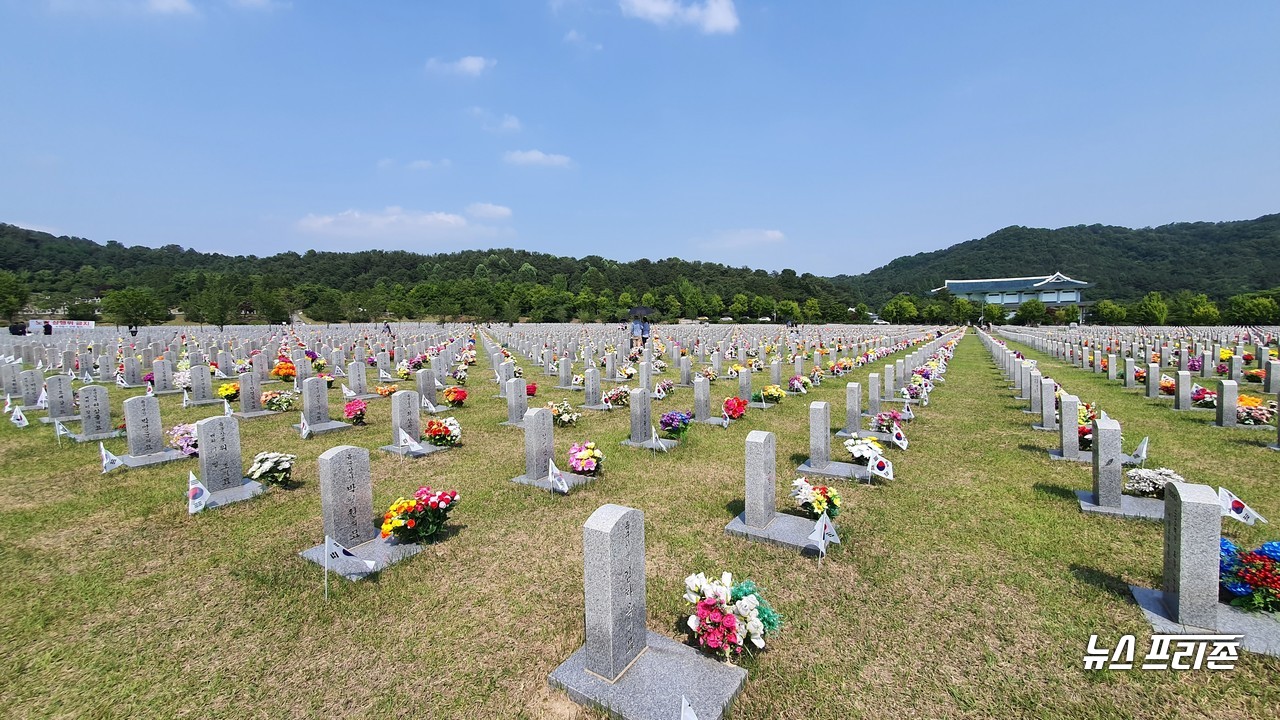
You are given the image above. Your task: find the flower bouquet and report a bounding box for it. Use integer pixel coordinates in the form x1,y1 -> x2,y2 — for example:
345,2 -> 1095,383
752,385 -> 785,403
423,417 -> 462,446
723,396 -> 746,420
654,379 -> 675,397
450,366 -> 468,385
790,477 -> 841,519
311,356 -> 328,373
569,441 -> 604,476
1159,376 -> 1175,395
572,373 -> 584,387
1244,368 -> 1266,384
844,436 -> 885,464
1238,396 -> 1275,425
174,370 -> 192,391
871,411 -> 901,433
1078,424 -> 1094,451
217,382 -> 240,401
1123,467 -> 1186,499
167,423 -> 198,456
234,359 -> 252,374
513,364 -> 525,378
143,371 -> 155,384
683,572 -> 782,662
1187,355 -> 1203,372
460,349 -> 477,366
727,364 -> 745,379
1220,539 -> 1280,613
788,375 -> 811,394
396,364 -> 413,380
375,384 -> 399,398
261,390 -> 298,412
602,386 -> 631,407
1192,386 -> 1217,408
1215,363 -> 1230,377
271,359 -> 297,381
547,399 -> 581,427
443,386 -> 467,407
247,451 -> 297,487
1134,367 -> 1148,383
808,366 -> 824,385
901,382 -> 925,400
344,398 -> 367,425
652,359 -> 668,372
317,372 -> 334,388
380,486 -> 459,543
659,410 -> 693,439
701,367 -> 718,381
617,365 -> 637,380
526,382 -> 538,398
408,353 -> 430,371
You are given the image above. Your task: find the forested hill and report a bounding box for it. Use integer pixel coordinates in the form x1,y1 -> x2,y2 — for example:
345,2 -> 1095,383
829,214 -> 1280,306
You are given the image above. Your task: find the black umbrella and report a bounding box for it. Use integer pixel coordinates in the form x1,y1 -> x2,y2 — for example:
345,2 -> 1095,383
629,306 -> 655,318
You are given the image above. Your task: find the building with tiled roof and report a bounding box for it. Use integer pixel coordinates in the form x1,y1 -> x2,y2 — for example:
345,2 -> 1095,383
931,272 -> 1090,308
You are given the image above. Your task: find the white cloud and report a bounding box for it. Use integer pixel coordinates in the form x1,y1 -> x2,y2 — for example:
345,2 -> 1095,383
619,0 -> 739,34
407,159 -> 451,170
468,107 -> 522,133
425,56 -> 497,76
498,114 -> 522,132
466,202 -> 512,220
564,29 -> 603,51
229,0 -> 289,9
700,228 -> 786,249
504,149 -> 572,167
296,207 -> 508,248
147,0 -> 195,13
376,158 -> 396,170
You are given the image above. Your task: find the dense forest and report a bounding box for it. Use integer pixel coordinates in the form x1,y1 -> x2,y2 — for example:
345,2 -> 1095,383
1,213 -> 1278,328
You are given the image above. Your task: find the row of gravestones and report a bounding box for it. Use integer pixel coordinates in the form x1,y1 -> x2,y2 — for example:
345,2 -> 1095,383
977,330 -> 1280,662
987,329 -> 1280,447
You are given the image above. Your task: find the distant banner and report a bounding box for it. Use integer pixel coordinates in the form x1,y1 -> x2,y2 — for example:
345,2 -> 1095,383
28,320 -> 96,332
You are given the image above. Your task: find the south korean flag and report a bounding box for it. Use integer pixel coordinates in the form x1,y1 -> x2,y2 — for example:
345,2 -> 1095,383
900,402 -> 914,422
398,427 -> 424,454
341,383 -> 357,399
223,399 -> 234,417
1220,487 -> 1268,526
214,367 -> 229,379
807,511 -> 840,557
100,442 -> 124,473
3,394 -> 10,413
325,535 -> 376,571
868,452 -> 894,481
653,383 -> 666,400
10,406 -> 29,428
182,389 -> 191,408
34,387 -> 48,410
549,458 -> 570,495
188,471 -> 210,514
299,412 -> 312,440
889,423 -> 909,450
378,368 -> 393,382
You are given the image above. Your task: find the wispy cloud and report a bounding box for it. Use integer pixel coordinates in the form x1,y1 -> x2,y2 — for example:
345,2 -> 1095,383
147,0 -> 195,13
465,202 -> 513,220
564,29 -> 603,51
425,56 -> 497,77
504,149 -> 572,167
296,206 -> 508,248
467,107 -> 521,133
699,228 -> 786,249
619,0 -> 739,34
407,159 -> 451,170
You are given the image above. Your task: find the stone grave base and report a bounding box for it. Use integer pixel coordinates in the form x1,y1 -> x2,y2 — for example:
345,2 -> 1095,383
72,430 -> 123,443
153,389 -> 183,396
1210,423 -> 1274,431
498,420 -> 526,428
295,420 -> 352,437
1022,408 -> 1038,414
554,385 -> 584,392
379,443 -> 448,458
675,383 -> 693,389
1129,586 -> 1280,658
724,512 -> 820,555
888,396 -> 922,405
694,417 -> 730,428
1075,491 -> 1164,521
299,535 -> 424,581
796,459 -> 861,481
187,398 -> 225,407
1269,443 -> 1280,452
204,478 -> 266,511
233,409 -> 279,420
511,470 -> 595,493
39,415 -> 78,425
119,383 -> 146,389
1031,423 -> 1058,432
548,631 -> 747,720
120,448 -> 189,468
834,427 -> 864,438
746,400 -> 773,410
621,437 -> 678,452
1048,449 -> 1089,463
581,403 -> 612,411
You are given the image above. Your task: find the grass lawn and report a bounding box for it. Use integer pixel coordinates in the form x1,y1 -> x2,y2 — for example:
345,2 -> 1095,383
0,332 -> 1276,719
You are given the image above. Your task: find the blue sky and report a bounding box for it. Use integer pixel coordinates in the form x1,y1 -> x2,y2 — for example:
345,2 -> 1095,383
2,1 -> 1278,276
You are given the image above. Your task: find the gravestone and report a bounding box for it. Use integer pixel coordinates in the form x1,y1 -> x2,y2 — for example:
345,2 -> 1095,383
835,382 -> 863,437
188,365 -> 222,406
737,368 -> 752,403
1048,394 -> 1087,463
119,395 -> 187,468
194,416 -> 265,508
1145,362 -> 1160,399
298,446 -> 423,580
678,356 -> 693,387
1265,360 -> 1279,395
556,357 -> 579,391
1025,369 -> 1042,415
1200,350 -> 1213,379
122,357 -> 143,387
620,388 -> 675,451
17,369 -> 41,407
41,374 -> 77,423
0,362 -> 18,397
234,372 -> 275,419
72,385 -> 121,442
581,367 -> 607,411
415,368 -> 440,412
1107,354 -> 1117,381
1032,378 -> 1057,432
151,359 -> 180,394
796,401 -> 858,479
548,504 -> 747,719
501,378 -> 528,427
1173,370 -> 1192,410
1214,379 -> 1237,428
867,373 -> 881,416
692,375 -> 727,427
1076,417 -> 1162,520
297,376 -> 350,436
1123,358 -> 1136,388
347,361 -> 376,399
380,389 -> 435,456
512,407 -> 592,491
725,430 -> 821,554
